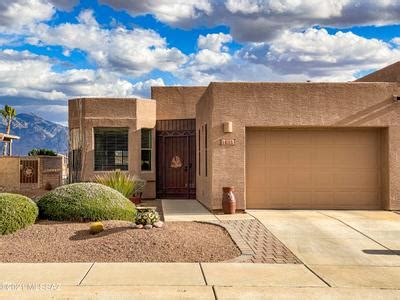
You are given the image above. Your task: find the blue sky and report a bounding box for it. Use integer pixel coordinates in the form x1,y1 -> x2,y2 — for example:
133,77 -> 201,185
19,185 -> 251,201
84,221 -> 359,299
0,0 -> 399,125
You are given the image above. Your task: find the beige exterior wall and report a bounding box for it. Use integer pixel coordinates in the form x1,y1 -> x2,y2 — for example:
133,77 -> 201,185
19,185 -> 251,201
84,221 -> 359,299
152,86 -> 207,120
68,97 -> 157,199
357,61 -> 400,82
196,82 -> 400,211
0,157 -> 20,191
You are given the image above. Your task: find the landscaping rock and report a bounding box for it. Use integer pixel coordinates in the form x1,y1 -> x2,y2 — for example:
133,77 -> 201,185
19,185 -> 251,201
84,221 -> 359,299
130,223 -> 137,228
136,224 -> 144,229
144,224 -> 153,230
153,221 -> 164,228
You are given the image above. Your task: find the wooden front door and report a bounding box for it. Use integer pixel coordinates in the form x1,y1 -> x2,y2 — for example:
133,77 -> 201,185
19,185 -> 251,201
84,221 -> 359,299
156,119 -> 196,199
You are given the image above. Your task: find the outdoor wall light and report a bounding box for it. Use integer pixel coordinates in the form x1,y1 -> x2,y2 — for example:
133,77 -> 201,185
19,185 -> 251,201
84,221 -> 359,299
393,95 -> 400,103
223,121 -> 233,133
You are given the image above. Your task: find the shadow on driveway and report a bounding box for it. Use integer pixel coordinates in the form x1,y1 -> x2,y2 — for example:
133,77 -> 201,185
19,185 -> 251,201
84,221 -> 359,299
363,249 -> 400,256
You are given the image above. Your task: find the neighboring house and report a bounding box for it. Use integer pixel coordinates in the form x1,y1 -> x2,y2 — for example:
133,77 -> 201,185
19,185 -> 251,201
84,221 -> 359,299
68,61 -> 400,211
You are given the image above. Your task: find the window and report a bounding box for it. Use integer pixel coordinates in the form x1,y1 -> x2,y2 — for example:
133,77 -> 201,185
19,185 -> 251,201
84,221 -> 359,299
69,128 -> 81,172
94,128 -> 128,171
198,129 -> 201,176
205,124 -> 208,176
141,128 -> 152,171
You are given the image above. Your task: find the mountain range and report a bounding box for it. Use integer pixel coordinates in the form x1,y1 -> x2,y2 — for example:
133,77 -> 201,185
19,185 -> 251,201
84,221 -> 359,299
0,113 -> 68,156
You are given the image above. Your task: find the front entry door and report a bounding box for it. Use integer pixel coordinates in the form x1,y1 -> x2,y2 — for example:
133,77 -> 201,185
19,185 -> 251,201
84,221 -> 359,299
156,119 -> 196,199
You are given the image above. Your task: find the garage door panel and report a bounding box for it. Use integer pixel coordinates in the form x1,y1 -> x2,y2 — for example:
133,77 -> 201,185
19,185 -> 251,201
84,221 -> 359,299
246,166 -> 265,188
333,171 -> 379,190
312,147 -> 335,167
246,129 -> 382,209
247,146 -> 266,167
288,131 -> 313,145
290,191 -> 313,207
268,147 -> 290,167
268,168 -> 289,189
289,170 -> 313,190
312,171 -> 335,190
312,131 -> 336,145
268,131 -> 290,145
289,147 -> 313,166
247,130 -> 267,145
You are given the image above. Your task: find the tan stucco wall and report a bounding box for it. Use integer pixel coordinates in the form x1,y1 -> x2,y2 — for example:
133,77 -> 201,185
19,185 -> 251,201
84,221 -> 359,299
196,82 -> 400,211
152,86 -> 207,120
0,157 -> 20,191
196,86 -> 214,209
357,61 -> 400,82
68,97 -> 157,199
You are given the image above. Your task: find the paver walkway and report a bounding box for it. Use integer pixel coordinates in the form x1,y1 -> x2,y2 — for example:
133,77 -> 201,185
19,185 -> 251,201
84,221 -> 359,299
223,219 -> 301,263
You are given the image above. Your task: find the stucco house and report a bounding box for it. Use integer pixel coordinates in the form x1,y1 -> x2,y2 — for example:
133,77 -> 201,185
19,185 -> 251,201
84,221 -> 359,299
68,61 -> 400,211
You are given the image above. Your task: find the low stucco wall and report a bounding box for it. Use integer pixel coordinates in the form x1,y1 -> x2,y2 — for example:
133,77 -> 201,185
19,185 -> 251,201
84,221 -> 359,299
196,82 -> 400,211
0,156 -> 65,192
0,157 -> 20,191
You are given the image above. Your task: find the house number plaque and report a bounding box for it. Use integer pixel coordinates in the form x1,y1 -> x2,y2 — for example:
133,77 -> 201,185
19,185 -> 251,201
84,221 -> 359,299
220,139 -> 236,145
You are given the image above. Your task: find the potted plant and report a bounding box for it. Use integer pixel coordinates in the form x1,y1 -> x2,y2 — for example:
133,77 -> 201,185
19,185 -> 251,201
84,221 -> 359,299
94,170 -> 146,204
129,177 -> 146,204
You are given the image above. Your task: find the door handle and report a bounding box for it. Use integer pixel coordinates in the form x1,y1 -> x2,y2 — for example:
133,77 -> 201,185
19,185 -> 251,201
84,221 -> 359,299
184,166 -> 188,171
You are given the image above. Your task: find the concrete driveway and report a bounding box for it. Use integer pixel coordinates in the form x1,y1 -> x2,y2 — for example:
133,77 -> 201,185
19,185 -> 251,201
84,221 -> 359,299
248,210 -> 400,289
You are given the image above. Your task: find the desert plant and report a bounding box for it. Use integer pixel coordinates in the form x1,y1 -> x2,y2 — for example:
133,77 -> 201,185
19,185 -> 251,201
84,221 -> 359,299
135,208 -> 160,225
94,170 -> 146,198
37,182 -> 136,222
89,221 -> 104,234
0,104 -> 17,156
0,193 -> 38,235
28,148 -> 57,156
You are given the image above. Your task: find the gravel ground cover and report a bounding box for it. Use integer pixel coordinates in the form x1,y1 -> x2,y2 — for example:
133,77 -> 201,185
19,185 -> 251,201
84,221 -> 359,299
0,221 -> 240,263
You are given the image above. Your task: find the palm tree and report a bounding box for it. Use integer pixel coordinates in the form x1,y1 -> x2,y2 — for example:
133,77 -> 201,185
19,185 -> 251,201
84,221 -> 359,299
0,104 -> 17,156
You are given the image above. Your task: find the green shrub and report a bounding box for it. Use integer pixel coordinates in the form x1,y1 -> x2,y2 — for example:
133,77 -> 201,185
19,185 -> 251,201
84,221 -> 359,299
94,170 -> 146,198
0,193 -> 38,235
28,148 -> 57,156
37,183 -> 136,222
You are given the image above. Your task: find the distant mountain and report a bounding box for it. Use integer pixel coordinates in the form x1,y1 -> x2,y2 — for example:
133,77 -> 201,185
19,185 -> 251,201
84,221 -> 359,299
0,113 -> 68,156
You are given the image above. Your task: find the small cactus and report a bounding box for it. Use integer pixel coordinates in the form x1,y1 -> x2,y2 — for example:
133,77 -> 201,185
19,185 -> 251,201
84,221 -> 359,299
135,208 -> 160,225
89,222 -> 104,234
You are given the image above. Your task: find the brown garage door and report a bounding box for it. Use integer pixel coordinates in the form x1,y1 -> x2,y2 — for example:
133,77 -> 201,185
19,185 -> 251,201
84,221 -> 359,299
246,128 -> 382,209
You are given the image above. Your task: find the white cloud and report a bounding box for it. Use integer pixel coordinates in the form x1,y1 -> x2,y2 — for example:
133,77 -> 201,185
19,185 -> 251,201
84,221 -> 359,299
100,0 -> 400,43
198,33 -> 232,51
29,10 -> 188,76
99,0 -> 212,25
239,28 -> 400,80
0,0 -> 54,33
49,0 -> 79,11
0,49 -> 163,102
392,37 -> 400,46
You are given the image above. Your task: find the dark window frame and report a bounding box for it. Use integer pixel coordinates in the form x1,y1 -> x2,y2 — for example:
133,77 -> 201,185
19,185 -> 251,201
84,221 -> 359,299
198,128 -> 201,176
94,128 -> 129,171
141,128 -> 152,171
205,123 -> 208,177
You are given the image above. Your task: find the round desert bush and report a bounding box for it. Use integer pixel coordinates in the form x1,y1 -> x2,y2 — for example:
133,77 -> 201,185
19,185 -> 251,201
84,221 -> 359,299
37,183 -> 136,222
0,193 -> 38,235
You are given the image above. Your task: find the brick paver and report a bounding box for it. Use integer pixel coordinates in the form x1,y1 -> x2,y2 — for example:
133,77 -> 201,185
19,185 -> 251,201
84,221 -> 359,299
222,219 -> 301,264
